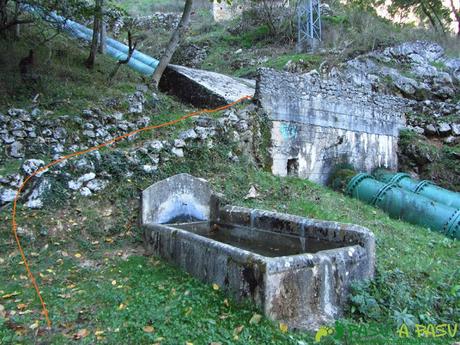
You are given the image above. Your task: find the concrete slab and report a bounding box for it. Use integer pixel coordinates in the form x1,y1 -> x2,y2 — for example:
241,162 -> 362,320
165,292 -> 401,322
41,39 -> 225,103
159,64 -> 255,107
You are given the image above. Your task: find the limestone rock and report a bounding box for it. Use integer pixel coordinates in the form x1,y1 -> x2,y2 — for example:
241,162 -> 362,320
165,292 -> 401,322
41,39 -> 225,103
0,188 -> 17,205
9,141 -> 24,158
179,129 -> 198,140
78,172 -> 96,183
26,178 -> 51,209
438,123 -> 451,135
86,179 -> 107,192
171,147 -> 184,158
21,159 -> 46,177
80,187 -> 92,197
68,180 -> 82,190
127,91 -> 146,114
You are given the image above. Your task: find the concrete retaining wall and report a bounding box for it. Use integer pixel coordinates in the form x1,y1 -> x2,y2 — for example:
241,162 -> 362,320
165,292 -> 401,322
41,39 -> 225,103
256,68 -> 407,184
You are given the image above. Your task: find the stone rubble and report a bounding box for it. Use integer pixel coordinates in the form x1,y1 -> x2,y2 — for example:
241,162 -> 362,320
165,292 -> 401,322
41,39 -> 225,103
0,101 -> 257,209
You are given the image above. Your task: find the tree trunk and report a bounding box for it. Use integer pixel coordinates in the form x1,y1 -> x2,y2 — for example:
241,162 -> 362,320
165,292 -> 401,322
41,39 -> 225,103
98,3 -> 106,54
151,0 -> 193,89
0,0 -> 8,34
420,2 -> 439,32
98,17 -> 106,53
449,0 -> 460,36
85,0 -> 103,68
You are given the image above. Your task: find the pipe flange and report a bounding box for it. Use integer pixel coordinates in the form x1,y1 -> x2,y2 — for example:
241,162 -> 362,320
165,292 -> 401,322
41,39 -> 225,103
414,180 -> 433,194
345,173 -> 373,196
443,209 -> 460,238
389,173 -> 410,186
371,182 -> 396,206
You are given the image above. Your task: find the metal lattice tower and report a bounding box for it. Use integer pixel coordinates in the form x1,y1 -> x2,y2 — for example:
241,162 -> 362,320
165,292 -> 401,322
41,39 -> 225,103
297,0 -> 321,52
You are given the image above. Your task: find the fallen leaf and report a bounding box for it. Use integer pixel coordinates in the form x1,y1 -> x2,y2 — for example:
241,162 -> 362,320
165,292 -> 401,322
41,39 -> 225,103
105,237 -> 114,243
111,280 -> 117,286
244,185 -> 260,200
118,303 -> 126,310
58,293 -> 71,299
0,258 -> 4,264
73,328 -> 89,339
154,337 -> 165,342
95,330 -> 104,336
185,342 -> 193,345
219,313 -> 229,320
233,325 -> 244,337
29,320 -> 39,330
2,292 -> 20,299
16,303 -> 27,310
279,322 -> 288,333
249,313 -> 262,324
143,325 -> 154,333
223,299 -> 229,307
212,283 -> 220,291
74,253 -> 82,258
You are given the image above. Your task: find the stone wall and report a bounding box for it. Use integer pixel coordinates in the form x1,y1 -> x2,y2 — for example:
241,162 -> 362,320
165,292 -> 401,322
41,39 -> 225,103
212,0 -> 244,22
255,68 -> 407,185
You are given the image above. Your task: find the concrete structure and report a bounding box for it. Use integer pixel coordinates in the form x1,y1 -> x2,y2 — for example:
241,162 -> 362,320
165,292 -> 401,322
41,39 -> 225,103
255,68 -> 407,185
159,64 -> 255,107
143,174 -> 375,331
212,0 -> 290,22
212,0 -> 245,22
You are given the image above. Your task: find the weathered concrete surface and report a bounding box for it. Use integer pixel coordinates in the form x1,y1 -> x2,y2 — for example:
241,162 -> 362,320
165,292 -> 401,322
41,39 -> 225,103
159,64 -> 255,108
142,173 -> 214,224
143,174 -> 375,331
255,68 -> 407,184
212,0 -> 245,22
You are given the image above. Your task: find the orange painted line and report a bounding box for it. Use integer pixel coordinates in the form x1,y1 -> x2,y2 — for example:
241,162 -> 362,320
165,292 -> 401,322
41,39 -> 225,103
11,95 -> 253,328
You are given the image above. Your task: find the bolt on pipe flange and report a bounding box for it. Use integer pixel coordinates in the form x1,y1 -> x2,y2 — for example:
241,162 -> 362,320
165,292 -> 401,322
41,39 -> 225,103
345,173 -> 374,196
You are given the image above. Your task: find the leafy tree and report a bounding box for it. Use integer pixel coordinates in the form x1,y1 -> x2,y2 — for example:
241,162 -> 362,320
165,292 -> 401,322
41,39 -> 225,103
348,0 -> 457,34
388,0 -> 453,33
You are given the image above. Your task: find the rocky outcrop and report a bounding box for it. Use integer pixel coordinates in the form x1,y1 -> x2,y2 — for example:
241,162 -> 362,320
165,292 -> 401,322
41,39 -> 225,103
339,41 -> 459,102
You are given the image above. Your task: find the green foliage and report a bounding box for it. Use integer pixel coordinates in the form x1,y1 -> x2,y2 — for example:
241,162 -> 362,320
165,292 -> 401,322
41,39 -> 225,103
349,267 -> 459,326
328,164 -> 357,193
399,130 -> 460,192
388,0 -> 453,33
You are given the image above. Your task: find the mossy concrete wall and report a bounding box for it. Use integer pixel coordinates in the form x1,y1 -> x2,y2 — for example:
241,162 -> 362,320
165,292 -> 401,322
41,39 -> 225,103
255,68 -> 407,184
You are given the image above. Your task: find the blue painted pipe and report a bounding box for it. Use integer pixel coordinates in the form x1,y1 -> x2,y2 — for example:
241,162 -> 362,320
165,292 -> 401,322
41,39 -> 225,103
22,4 -> 159,75
63,18 -> 159,70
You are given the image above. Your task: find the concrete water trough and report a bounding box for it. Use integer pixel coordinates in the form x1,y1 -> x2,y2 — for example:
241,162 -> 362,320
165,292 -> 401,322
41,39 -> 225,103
142,174 -> 375,331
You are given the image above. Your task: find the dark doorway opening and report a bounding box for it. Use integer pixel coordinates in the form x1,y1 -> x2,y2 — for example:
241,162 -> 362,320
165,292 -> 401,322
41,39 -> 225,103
287,158 -> 299,176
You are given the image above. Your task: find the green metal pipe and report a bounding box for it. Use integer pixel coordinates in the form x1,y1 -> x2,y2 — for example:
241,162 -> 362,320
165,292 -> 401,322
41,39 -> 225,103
346,173 -> 460,239
374,170 -> 460,209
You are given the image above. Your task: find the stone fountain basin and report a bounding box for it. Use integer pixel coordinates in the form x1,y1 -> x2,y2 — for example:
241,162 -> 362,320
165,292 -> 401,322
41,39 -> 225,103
144,199 -> 375,331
